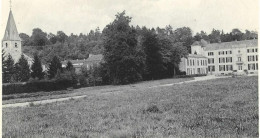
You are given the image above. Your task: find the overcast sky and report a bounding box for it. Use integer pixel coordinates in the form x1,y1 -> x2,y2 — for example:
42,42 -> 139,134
0,0 -> 259,37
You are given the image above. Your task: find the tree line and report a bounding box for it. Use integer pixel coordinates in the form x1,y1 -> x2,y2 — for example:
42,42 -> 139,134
5,11 -> 258,86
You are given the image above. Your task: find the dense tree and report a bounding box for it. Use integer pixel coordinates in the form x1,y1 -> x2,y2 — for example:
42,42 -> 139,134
31,54 -> 44,80
48,33 -> 58,44
209,29 -> 221,43
47,56 -> 62,79
57,31 -> 68,43
30,28 -> 49,46
172,27 -> 193,53
14,55 -> 30,82
3,54 -> 15,83
102,11 -> 145,84
19,33 -> 30,46
142,29 -> 164,80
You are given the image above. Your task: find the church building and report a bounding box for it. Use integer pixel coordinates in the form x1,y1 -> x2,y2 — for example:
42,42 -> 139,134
2,9 -> 33,65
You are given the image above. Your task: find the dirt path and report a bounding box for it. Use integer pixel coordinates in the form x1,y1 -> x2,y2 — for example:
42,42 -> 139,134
2,75 -> 228,108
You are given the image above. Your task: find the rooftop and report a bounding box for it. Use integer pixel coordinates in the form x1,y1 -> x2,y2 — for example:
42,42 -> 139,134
2,10 -> 21,41
187,54 -> 207,58
204,39 -> 258,51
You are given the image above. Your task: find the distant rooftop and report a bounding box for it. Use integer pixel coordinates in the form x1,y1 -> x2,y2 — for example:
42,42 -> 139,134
191,39 -> 208,47
204,39 -> 258,51
62,54 -> 103,66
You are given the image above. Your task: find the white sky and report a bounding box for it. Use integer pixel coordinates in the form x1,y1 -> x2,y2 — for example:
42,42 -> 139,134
0,0 -> 259,37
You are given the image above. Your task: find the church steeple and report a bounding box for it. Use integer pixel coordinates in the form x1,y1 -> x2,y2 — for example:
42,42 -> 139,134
2,10 -> 21,41
2,9 -> 22,63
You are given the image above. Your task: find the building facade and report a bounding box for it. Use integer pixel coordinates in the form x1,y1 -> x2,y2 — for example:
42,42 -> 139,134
179,39 -> 258,75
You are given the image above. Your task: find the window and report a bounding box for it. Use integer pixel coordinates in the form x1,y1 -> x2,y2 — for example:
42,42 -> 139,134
256,48 -> 258,53
15,43 -> 17,48
190,59 -> 192,66
193,60 -> 195,66
5,43 -> 7,48
205,60 -> 207,66
208,66 -> 215,72
208,58 -> 214,64
248,64 -> 256,70
197,60 -> 199,66
252,49 -> 254,52
219,65 -> 225,71
256,63 -> 258,70
226,65 -> 233,71
187,59 -> 189,66
208,52 -> 214,56
226,51 -> 228,54
230,51 -> 232,54
238,65 -> 242,70
238,57 -> 241,61
238,50 -> 240,53
256,55 -> 258,61
219,58 -> 225,63
248,56 -> 255,62
247,49 -> 250,53
226,57 -> 232,63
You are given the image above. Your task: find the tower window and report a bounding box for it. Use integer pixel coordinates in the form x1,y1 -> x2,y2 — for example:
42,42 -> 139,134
15,43 -> 17,48
5,43 -> 8,48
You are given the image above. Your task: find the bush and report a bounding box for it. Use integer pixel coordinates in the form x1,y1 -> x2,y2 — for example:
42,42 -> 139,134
2,79 -> 77,95
79,76 -> 88,87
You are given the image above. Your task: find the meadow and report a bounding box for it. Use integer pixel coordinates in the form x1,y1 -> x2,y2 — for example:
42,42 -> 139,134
2,76 -> 258,138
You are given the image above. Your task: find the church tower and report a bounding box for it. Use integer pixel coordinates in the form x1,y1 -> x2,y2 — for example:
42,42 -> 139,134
2,10 -> 22,63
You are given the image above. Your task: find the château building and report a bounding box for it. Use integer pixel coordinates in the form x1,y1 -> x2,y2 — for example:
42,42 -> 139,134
179,39 -> 258,75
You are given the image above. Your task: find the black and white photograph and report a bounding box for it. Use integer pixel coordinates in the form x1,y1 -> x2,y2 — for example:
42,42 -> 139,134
1,0 -> 259,137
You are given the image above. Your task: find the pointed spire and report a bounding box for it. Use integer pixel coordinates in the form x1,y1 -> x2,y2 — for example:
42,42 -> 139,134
2,10 -> 21,41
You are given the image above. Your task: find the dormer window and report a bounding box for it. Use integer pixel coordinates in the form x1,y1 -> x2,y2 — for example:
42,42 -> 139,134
15,43 -> 18,48
5,43 -> 8,48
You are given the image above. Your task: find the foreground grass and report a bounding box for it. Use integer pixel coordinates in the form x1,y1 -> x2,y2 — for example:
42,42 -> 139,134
3,76 -> 258,137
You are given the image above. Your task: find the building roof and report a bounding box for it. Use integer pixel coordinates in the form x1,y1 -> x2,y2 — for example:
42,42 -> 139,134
2,10 -> 21,41
187,54 -> 207,58
62,54 -> 103,67
85,54 -> 103,62
191,39 -> 208,47
204,39 -> 258,51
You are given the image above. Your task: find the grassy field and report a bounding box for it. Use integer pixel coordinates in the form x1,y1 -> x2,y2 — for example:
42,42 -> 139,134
2,76 -> 258,137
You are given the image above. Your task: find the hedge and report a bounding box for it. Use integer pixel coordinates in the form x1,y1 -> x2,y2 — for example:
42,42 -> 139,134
174,74 -> 207,78
3,79 -> 77,95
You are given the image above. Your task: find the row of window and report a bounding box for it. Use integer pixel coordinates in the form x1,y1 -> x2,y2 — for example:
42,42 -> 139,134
207,63 -> 258,72
208,52 -> 214,56
219,57 -> 232,63
5,43 -> 18,48
187,68 -> 207,75
187,59 -> 207,66
247,48 -> 258,53
218,50 -> 232,55
219,65 -> 233,71
248,55 -> 258,62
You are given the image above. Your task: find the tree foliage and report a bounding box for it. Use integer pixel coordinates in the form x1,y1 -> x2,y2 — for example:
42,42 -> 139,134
48,56 -> 62,79
31,54 -> 45,80
102,11 -> 144,84
14,55 -> 31,82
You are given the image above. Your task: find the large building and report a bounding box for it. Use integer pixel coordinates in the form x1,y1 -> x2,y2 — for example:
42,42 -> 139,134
2,10 -> 33,64
179,39 -> 258,75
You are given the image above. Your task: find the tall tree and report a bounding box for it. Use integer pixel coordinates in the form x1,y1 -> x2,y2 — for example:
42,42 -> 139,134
30,28 -> 49,46
102,11 -> 145,84
19,33 -> 30,46
14,55 -> 31,82
47,56 -> 62,79
172,27 -> 193,53
142,29 -> 164,80
3,54 -> 15,83
31,54 -> 45,80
